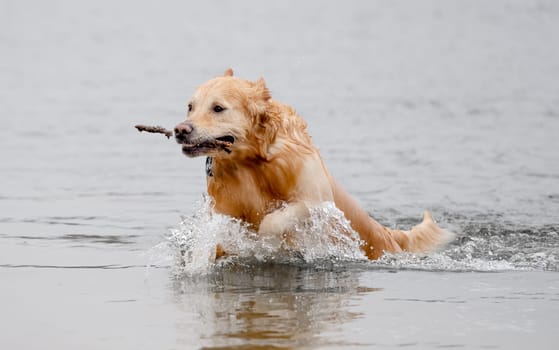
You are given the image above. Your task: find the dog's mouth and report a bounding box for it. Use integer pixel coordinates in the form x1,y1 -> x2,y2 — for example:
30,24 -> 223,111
178,135 -> 235,157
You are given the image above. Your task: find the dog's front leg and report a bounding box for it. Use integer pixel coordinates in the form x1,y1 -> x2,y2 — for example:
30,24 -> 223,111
258,202 -> 310,247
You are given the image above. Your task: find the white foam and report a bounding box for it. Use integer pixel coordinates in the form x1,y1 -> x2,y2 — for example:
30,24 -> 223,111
156,196 -> 367,275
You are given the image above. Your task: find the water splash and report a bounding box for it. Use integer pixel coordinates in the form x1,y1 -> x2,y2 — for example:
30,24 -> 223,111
151,197 -> 559,274
153,196 -> 367,275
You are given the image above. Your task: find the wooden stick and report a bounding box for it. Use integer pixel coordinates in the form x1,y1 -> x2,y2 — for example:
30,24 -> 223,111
134,125 -> 173,139
135,124 -> 232,153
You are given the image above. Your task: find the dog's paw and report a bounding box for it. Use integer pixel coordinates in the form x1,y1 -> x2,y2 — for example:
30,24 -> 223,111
215,243 -> 228,260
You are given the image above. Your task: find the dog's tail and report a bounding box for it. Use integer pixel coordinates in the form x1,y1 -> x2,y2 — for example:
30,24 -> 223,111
393,211 -> 454,253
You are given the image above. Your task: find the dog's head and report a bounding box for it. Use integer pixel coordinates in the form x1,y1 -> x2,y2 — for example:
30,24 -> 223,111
174,69 -> 275,159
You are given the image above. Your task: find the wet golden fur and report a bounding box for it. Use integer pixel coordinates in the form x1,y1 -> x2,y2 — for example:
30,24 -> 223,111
175,69 -> 451,259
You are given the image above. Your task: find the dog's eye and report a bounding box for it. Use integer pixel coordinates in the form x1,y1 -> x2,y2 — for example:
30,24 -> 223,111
187,103 -> 193,112
213,105 -> 225,113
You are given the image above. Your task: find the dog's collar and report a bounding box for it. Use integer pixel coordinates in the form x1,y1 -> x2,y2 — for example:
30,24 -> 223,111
205,157 -> 213,177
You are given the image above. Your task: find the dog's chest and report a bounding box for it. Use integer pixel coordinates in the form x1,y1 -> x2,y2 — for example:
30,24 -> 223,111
206,158 -> 294,226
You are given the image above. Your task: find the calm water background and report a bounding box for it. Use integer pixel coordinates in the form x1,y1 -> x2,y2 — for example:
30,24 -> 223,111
1,0 -> 559,349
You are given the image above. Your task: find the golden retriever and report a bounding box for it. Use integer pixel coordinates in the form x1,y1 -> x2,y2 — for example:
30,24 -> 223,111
174,69 -> 451,260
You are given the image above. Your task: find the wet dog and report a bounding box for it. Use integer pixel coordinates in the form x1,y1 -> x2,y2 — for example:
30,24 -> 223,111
174,69 -> 451,259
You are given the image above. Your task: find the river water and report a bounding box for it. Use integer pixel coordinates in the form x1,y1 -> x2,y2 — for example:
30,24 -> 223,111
1,0 -> 558,349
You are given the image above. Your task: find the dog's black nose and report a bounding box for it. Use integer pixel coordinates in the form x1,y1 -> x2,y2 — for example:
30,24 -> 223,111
174,122 -> 194,136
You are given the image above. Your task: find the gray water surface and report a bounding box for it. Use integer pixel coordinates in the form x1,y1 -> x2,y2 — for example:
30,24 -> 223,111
1,1 -> 559,349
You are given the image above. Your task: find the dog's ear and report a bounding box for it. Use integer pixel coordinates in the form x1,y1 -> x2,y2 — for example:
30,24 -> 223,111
254,77 -> 271,100
247,78 -> 271,117
250,78 -> 277,160
223,68 -> 234,77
